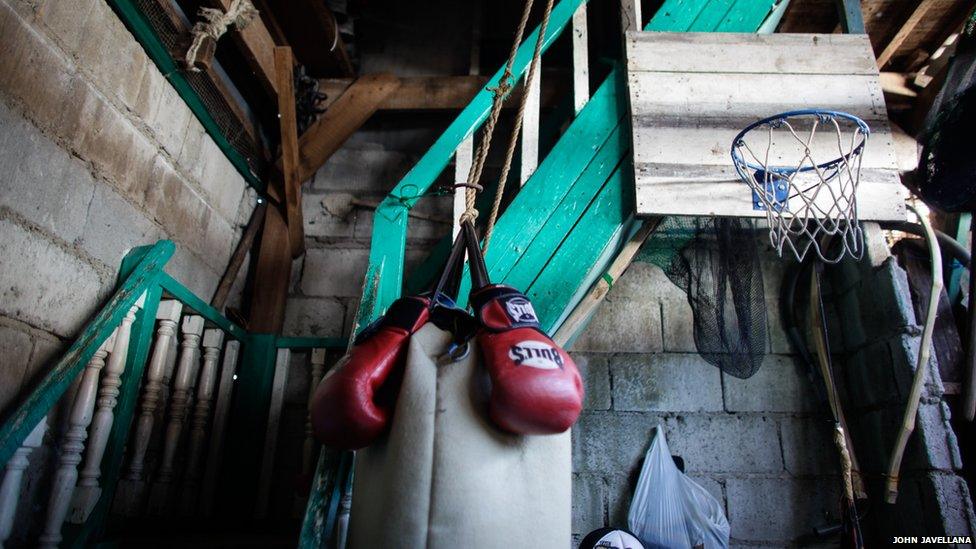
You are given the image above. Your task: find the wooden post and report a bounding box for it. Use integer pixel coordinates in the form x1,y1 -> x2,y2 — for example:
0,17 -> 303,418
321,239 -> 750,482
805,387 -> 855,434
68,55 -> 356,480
180,329 -> 225,513
520,68 -> 541,186
201,339 -> 240,516
453,137 -> 474,240
248,204 -> 292,334
40,338 -> 113,548
254,348 -> 291,518
834,0 -> 866,34
275,47 -> 306,259
572,3 -> 589,115
70,297 -> 144,522
212,201 -> 268,311
621,0 -> 642,33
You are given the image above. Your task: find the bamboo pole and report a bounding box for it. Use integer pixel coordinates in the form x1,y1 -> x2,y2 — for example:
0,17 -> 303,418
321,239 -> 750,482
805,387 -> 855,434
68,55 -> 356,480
886,203 -> 942,503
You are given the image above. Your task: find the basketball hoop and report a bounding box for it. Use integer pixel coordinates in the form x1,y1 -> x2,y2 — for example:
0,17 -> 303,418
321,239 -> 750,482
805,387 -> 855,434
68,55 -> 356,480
731,110 -> 870,264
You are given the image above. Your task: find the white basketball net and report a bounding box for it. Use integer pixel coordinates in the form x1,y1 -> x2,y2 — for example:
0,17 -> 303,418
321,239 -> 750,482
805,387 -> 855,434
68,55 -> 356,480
732,112 -> 868,264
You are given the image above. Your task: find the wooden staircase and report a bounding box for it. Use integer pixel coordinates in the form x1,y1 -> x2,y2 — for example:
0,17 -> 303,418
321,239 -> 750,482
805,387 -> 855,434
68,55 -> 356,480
298,0 -> 785,546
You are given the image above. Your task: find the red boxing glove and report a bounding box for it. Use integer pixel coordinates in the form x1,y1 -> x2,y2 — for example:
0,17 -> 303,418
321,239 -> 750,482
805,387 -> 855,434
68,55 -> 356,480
311,295 -> 430,449
471,285 -> 584,434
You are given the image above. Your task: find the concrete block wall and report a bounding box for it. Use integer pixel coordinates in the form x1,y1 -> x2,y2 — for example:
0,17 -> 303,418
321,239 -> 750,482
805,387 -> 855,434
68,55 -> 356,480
825,225 -> 976,542
0,0 -> 254,414
569,250 -> 847,547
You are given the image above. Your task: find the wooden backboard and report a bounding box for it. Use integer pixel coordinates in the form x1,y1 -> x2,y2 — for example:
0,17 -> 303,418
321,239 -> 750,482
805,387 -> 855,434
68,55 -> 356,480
626,32 -> 907,221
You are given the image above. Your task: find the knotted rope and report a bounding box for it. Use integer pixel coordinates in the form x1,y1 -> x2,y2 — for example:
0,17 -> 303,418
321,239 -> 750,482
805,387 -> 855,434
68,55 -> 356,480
185,0 -> 259,72
459,0 -> 555,253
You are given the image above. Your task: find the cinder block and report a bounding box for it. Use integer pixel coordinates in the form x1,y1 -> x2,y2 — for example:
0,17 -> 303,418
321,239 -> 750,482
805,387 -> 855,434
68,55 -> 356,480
311,147 -> 415,193
723,355 -> 817,413
913,402 -> 961,473
572,411 -> 663,475
303,193 -> 356,239
662,415 -> 783,474
163,248 -> 220,301
604,473 -> 635,528
919,473 -> 976,538
725,477 -> 839,543
0,324 -> 32,413
571,353 -> 611,411
780,418 -> 839,476
352,194 -> 452,242
840,339 -> 899,408
573,264 -> 664,353
572,473 -> 606,536
660,296 -> 695,353
0,218 -> 105,337
857,258 -> 917,339
79,184 -> 162,268
283,297 -> 346,338
611,353 -> 723,412
301,247 -> 370,298
687,475 -> 725,511
37,0 -> 98,57
0,102 -> 94,244
146,82 -> 191,158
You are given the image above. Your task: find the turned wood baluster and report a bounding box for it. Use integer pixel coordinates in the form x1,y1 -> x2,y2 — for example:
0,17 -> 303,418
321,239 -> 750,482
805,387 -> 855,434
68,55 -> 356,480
302,349 -> 327,479
148,315 -> 204,513
0,419 -> 46,549
179,329 -> 224,514
69,297 -> 143,523
200,340 -> 239,516
125,300 -> 183,482
39,338 -> 113,548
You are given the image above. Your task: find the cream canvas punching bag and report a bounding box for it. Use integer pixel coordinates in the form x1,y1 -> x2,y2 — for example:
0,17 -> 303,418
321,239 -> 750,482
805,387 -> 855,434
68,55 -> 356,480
348,323 -> 571,549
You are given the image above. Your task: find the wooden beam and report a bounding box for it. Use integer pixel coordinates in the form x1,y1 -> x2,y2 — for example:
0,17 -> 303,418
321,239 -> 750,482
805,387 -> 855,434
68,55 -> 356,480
247,204 -> 292,333
211,201 -> 268,311
318,75 -> 566,111
877,0 -> 939,68
274,46 -> 306,258
202,0 -> 280,98
289,73 -> 401,182
834,0 -> 866,33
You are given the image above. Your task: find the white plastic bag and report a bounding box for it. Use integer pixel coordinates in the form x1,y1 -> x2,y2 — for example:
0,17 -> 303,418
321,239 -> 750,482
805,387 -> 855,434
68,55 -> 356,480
627,426 -> 730,549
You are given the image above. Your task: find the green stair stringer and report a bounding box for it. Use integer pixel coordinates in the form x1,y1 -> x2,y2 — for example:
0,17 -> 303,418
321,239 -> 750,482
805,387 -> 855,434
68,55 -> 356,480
298,0 -> 781,545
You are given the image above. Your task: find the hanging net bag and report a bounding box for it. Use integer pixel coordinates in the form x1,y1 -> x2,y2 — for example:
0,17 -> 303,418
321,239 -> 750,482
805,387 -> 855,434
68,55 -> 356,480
731,110 -> 870,264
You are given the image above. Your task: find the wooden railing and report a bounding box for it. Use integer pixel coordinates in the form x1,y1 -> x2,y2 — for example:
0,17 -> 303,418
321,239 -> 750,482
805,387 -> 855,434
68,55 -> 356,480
0,241 -> 345,547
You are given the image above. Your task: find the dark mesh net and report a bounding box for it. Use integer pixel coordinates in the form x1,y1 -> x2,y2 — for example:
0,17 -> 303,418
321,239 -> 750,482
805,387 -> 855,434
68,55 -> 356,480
642,217 -> 768,379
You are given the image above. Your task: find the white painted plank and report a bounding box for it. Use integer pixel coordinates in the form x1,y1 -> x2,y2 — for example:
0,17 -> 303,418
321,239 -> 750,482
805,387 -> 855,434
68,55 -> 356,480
620,0 -> 641,33
627,72 -> 887,122
632,125 -> 899,170
626,32 -> 877,75
254,348 -> 291,519
572,4 -> 589,114
520,69 -> 541,186
453,137 -> 473,240
634,164 -> 906,220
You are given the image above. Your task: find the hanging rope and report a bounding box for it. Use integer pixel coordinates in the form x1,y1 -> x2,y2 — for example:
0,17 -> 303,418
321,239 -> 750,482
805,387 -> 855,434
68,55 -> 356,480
459,0 -> 555,253
185,0 -> 259,72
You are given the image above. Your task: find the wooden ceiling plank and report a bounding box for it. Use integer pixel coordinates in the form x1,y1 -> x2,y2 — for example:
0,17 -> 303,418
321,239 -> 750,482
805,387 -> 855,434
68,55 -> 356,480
318,75 -> 566,111
274,46 -> 306,258
877,0 -> 939,68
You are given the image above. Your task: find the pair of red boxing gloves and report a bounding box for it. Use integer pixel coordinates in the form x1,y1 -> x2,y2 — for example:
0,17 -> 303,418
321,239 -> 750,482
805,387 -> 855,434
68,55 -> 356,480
310,221 -> 584,450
